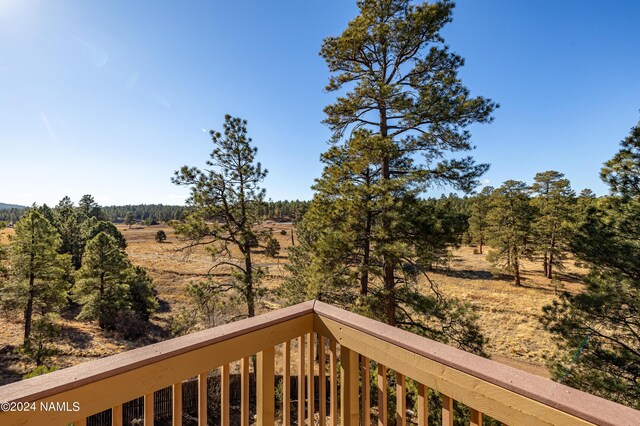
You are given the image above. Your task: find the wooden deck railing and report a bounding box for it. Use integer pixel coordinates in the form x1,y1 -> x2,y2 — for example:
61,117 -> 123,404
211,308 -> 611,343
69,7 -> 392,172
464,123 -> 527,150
1,300 -> 639,425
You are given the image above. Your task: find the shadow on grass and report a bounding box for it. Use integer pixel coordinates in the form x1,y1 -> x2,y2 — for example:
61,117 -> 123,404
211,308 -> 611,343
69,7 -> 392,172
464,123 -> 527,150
436,268 -> 494,280
0,344 -> 24,385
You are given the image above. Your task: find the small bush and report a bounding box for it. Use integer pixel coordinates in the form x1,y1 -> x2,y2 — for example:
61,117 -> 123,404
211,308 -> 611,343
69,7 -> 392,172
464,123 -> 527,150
155,230 -> 167,243
280,229 -> 287,235
114,311 -> 148,340
23,365 -> 58,379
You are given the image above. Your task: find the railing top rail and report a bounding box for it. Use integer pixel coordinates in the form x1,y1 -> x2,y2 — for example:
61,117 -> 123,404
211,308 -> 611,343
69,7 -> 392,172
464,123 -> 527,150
312,300 -> 640,426
0,300 -> 314,404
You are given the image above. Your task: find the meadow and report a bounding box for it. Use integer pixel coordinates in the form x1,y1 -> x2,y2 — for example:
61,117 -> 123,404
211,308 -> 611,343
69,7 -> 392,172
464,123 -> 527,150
0,223 -> 588,384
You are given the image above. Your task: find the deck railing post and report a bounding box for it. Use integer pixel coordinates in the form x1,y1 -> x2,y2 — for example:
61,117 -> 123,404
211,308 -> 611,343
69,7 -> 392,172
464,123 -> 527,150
198,372 -> 208,426
283,341 -> 291,426
172,381 -> 183,426
340,346 -> 359,426
241,358 -> 250,426
378,363 -> 387,426
144,392 -> 154,426
257,347 -> 275,426
417,384 -> 428,426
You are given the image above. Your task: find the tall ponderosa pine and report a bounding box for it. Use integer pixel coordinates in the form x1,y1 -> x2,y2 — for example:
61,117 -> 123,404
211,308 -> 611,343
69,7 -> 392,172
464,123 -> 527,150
542,119 -> 640,408
530,171 -> 575,278
468,186 -> 494,254
5,210 -> 69,344
172,115 -> 278,318
486,181 -> 534,286
286,0 -> 495,352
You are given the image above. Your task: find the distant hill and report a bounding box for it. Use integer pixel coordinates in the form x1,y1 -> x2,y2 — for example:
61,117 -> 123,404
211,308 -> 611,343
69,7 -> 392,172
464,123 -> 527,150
0,202 -> 25,210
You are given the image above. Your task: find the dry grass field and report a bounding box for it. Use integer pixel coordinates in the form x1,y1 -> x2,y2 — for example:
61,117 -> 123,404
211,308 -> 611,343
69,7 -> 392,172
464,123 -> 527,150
0,223 -> 588,384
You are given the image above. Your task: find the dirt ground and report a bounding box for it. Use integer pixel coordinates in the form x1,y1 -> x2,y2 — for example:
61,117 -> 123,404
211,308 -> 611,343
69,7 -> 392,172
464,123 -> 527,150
0,223 -> 588,384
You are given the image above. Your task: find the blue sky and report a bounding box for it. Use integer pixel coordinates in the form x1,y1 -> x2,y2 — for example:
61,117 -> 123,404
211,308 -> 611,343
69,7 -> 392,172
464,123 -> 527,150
1,0 -> 639,206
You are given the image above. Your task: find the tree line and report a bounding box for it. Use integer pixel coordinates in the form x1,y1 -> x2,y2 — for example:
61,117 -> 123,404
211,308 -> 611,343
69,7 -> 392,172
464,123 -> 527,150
0,195 -> 158,375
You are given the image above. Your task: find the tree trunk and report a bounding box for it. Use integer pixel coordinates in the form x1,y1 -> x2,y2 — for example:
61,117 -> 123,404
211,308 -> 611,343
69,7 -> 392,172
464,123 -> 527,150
543,252 -> 548,277
513,248 -> 521,286
547,236 -> 556,279
360,209 -> 372,297
23,274 -> 35,345
479,236 -> 483,255
245,248 -> 255,318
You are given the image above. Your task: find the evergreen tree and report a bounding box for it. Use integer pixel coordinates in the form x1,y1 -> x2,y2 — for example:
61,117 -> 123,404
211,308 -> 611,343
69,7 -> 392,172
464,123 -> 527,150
155,230 -> 167,243
318,0 -> 496,327
124,211 -> 135,229
53,196 -> 85,269
530,171 -> 575,278
468,186 -> 494,254
542,119 -> 640,408
172,115 -> 277,318
74,232 -> 131,329
78,194 -> 105,220
125,266 -> 158,321
486,181 -> 534,286
4,210 -> 69,344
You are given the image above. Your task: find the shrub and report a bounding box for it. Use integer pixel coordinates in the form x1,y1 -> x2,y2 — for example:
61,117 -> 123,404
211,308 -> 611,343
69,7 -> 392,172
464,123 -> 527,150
114,311 -> 148,340
155,230 -> 167,243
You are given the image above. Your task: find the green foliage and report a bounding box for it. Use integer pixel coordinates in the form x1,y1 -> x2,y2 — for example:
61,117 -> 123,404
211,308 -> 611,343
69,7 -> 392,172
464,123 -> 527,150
485,181 -> 534,286
172,115 -> 272,318
21,314 -> 61,367
155,230 -> 167,243
542,119 -> 640,408
74,232 -> 157,331
74,232 -> 130,329
125,266 -> 158,321
124,211 -> 135,228
22,364 -> 58,379
2,210 -> 69,345
264,236 -> 280,258
530,171 -> 575,278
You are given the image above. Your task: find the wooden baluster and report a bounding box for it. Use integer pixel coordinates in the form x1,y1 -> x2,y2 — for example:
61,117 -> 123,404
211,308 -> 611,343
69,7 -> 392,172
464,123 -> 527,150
395,373 -> 406,426
241,357 -> 250,426
112,404 -> 122,426
441,394 -> 453,426
377,363 -> 387,426
173,381 -> 183,426
417,384 -> 428,426
283,341 -> 291,426
144,392 -> 154,426
340,346 -> 359,426
329,339 -> 338,426
318,335 -> 327,426
470,408 -> 483,426
198,372 -> 208,426
307,332 -> 315,425
361,356 -> 370,426
257,346 -> 275,426
221,364 -> 230,426
298,335 -> 305,425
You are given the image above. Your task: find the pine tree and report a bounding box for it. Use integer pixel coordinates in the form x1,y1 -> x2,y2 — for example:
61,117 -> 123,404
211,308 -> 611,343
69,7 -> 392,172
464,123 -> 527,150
5,210 -> 69,345
172,115 -> 277,318
468,186 -> 494,254
124,211 -> 135,229
486,181 -> 534,286
317,0 -> 496,328
542,119 -> 640,408
74,232 -> 131,329
530,171 -> 575,278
